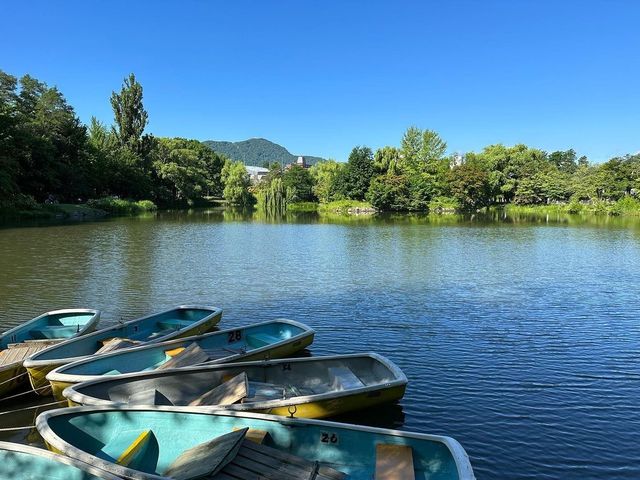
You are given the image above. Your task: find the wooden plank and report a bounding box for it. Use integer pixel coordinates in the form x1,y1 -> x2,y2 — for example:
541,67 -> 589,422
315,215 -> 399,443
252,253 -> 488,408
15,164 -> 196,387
127,388 -> 174,406
375,444 -> 415,480
233,448 -> 311,479
158,342 -> 209,370
189,372 -> 248,407
239,441 -> 347,480
163,428 -> 248,480
202,347 -> 241,360
0,343 -> 52,366
240,428 -> 268,445
96,338 -> 140,354
23,339 -> 61,344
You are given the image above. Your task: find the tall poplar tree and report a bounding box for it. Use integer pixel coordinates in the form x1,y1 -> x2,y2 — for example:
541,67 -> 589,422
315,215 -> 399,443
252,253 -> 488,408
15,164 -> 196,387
110,73 -> 149,155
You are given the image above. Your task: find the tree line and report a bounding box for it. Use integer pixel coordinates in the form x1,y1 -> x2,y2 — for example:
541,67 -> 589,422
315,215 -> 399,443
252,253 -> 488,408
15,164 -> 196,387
1,69 -> 638,214
0,70 -> 226,211
246,127 -> 639,214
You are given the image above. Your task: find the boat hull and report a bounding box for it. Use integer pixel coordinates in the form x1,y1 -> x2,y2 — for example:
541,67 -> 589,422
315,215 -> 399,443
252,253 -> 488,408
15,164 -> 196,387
55,331 -> 314,401
26,305 -> 221,396
0,441 -> 120,479
37,406 -> 475,480
0,363 -> 27,397
252,384 -> 407,419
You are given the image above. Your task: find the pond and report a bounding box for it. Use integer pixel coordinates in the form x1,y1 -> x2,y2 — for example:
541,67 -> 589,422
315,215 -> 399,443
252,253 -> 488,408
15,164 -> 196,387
0,208 -> 639,479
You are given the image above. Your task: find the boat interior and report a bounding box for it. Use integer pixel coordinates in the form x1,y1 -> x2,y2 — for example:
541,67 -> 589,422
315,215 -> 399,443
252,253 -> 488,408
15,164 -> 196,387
76,356 -> 399,406
31,308 -> 214,362
59,321 -> 306,378
45,409 -> 460,480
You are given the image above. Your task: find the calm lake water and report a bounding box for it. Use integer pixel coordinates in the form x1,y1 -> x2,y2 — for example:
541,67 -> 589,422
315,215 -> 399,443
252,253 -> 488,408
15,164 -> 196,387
0,208 -> 639,479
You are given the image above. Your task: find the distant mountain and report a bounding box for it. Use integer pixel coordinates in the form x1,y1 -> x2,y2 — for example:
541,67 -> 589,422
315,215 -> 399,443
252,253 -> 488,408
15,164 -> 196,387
202,138 -> 325,167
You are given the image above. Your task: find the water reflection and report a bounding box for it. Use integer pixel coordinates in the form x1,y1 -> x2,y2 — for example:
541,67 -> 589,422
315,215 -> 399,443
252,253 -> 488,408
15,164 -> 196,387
0,207 -> 639,479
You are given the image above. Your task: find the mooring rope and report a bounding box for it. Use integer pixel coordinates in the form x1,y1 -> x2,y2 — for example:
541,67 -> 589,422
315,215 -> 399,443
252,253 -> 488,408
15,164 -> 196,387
0,399 -> 65,418
0,370 -> 29,388
0,399 -> 66,433
0,425 -> 36,432
0,384 -> 53,403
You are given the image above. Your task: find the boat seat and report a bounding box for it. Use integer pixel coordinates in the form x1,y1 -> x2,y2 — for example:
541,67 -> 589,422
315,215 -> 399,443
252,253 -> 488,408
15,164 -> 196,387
147,328 -> 176,340
202,346 -> 243,360
156,319 -> 193,330
165,346 -> 185,358
101,429 -> 154,467
96,338 -> 140,354
233,428 -> 268,444
245,333 -> 280,348
163,428 -> 248,480
157,343 -> 209,370
128,388 -> 174,406
189,372 -> 248,406
243,382 -> 316,402
30,325 -> 77,339
215,438 -> 348,480
328,366 -> 365,391
375,444 -> 415,480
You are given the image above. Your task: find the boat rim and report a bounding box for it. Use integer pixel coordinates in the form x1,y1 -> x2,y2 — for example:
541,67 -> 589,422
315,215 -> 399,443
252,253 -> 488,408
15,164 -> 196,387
0,308 -> 100,339
63,352 -> 407,408
36,405 -> 476,480
24,304 -> 222,368
45,318 -> 314,384
0,440 -> 121,479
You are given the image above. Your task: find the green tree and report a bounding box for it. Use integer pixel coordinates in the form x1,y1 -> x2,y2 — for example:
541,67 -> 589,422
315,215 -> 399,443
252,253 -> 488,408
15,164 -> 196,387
335,146 -> 374,200
373,147 -> 401,175
221,160 -> 253,205
110,73 -> 149,153
366,174 -> 411,211
0,71 -> 20,205
108,73 -> 156,198
449,164 -> 492,210
309,160 -> 343,203
256,177 -> 295,214
282,165 -> 314,201
14,74 -> 89,201
151,138 -> 225,203
549,149 -> 578,174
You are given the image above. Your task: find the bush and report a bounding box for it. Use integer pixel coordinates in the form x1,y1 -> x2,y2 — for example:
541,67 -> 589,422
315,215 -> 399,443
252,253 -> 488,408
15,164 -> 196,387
318,200 -> 375,214
428,196 -> 460,214
87,197 -> 157,215
610,196 -> 640,216
287,201 -> 318,212
566,199 -> 583,214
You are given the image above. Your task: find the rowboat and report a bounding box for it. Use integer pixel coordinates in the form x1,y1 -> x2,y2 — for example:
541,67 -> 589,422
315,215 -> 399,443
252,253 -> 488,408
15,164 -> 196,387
37,406 -> 475,480
0,441 -> 121,479
0,309 -> 100,397
63,353 -> 407,419
47,319 -> 314,400
24,305 -> 222,395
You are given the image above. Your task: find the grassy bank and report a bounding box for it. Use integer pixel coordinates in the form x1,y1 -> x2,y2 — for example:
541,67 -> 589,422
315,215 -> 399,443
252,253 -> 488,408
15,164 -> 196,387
286,201 -> 319,212
318,200 -> 376,214
1,196 -> 158,221
504,197 -> 640,217
86,197 -> 157,215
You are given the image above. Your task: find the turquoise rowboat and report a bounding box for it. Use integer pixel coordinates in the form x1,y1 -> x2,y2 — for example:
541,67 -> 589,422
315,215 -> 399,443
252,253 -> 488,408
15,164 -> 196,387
24,305 -> 222,395
0,308 -> 100,397
62,353 -> 408,419
47,319 -> 314,400
0,441 -> 121,479
36,406 -> 475,480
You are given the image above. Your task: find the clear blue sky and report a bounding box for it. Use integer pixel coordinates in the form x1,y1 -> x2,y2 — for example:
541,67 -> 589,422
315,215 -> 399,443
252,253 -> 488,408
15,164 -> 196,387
2,0 -> 638,162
